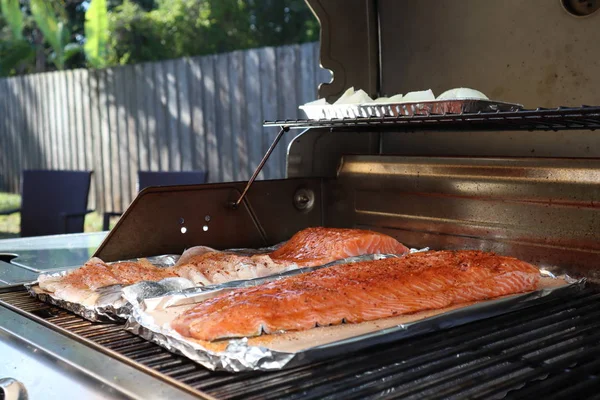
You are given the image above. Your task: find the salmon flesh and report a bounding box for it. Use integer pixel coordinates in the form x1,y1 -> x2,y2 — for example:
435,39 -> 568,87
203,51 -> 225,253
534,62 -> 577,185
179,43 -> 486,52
38,257 -> 177,305
38,227 -> 409,304
172,227 -> 409,285
171,250 -> 540,341
269,227 -> 409,266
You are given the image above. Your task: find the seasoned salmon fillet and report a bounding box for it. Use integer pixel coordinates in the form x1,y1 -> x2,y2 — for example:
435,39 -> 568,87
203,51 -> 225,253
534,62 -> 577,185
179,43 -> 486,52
172,227 -> 409,285
171,251 -> 540,341
171,252 -> 292,285
38,258 -> 177,305
269,227 -> 409,267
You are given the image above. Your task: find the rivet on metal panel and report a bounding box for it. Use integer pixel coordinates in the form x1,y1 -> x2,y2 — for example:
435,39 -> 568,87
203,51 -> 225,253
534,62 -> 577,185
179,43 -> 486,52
293,188 -> 315,213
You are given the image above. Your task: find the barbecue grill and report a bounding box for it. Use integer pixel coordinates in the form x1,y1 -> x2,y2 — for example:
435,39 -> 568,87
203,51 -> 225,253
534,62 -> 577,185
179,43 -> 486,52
2,0 -> 600,398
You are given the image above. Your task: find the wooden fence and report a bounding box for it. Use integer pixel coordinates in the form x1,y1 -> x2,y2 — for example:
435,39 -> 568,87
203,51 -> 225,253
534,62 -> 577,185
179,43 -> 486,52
0,41 -> 330,213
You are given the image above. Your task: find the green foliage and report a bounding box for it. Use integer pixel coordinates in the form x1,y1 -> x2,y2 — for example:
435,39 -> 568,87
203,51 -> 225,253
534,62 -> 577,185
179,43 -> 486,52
30,0 -> 62,59
0,0 -> 33,75
30,0 -> 82,70
64,41 -> 83,62
84,0 -> 108,68
0,0 -> 318,74
107,0 -> 319,65
0,38 -> 33,75
0,191 -> 20,212
0,0 -> 23,39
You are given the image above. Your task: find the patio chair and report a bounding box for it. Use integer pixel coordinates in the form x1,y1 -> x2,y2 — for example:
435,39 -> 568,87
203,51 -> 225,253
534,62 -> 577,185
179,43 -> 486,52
0,170 -> 94,237
102,170 -> 208,230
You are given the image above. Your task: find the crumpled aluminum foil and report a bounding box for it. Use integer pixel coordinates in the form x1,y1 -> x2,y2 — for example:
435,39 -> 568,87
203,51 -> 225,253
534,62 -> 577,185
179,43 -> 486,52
123,257 -> 585,372
299,99 -> 523,119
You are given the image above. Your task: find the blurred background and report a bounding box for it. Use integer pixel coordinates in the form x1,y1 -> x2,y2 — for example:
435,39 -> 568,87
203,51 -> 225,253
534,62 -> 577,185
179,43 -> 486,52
0,0 -> 331,237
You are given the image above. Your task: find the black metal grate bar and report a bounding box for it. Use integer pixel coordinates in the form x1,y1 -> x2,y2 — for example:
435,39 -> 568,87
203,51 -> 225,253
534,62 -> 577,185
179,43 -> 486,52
264,106 -> 600,132
2,287 -> 600,399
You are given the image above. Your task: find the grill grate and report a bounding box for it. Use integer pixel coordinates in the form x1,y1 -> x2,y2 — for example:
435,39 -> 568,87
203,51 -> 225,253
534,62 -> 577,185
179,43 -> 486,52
264,105 -> 600,132
2,288 -> 600,399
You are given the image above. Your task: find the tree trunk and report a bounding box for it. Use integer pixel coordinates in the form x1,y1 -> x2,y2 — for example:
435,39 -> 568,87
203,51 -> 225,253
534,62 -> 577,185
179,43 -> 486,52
34,28 -> 46,72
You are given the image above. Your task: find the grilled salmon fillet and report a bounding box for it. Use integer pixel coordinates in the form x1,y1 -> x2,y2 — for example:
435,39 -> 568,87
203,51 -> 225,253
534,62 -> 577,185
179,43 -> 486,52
269,227 -> 409,267
172,227 -> 409,284
171,250 -> 540,341
38,258 -> 177,305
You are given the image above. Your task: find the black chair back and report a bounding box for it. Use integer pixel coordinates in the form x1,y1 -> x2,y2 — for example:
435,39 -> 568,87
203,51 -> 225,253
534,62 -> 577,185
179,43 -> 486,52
137,171 -> 208,191
20,170 -> 92,237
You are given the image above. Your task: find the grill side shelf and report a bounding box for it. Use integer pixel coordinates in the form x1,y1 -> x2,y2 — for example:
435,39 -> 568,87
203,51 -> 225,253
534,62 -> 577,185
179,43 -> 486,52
0,289 -> 213,400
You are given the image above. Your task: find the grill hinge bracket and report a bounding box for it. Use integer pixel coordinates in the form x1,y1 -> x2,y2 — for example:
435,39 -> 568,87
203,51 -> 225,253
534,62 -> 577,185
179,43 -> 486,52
230,125 -> 290,209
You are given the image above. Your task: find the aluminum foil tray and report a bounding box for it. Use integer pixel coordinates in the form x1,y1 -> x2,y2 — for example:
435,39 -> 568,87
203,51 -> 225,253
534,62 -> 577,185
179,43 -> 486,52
299,99 -> 523,120
26,254 -> 182,322
124,266 -> 584,372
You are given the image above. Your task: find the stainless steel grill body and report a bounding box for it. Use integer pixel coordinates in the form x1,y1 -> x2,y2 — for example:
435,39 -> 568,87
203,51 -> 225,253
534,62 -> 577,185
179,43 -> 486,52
3,0 -> 600,398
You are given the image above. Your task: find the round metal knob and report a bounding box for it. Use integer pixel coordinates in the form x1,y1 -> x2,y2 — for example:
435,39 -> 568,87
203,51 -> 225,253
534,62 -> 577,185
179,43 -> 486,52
561,0 -> 600,16
0,378 -> 28,400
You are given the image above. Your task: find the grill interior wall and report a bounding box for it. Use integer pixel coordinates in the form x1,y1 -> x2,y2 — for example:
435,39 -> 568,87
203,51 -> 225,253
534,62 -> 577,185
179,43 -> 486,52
308,0 -> 600,107
378,0 -> 600,109
322,154 -> 600,280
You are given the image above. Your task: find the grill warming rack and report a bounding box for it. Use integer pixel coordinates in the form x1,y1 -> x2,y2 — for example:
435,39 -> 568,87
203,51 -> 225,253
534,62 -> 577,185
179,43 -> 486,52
2,287 -> 600,399
264,106 -> 600,131
237,106 -> 600,210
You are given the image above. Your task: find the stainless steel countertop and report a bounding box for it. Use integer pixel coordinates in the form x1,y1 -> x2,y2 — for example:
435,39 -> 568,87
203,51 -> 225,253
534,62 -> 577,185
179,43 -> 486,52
0,302 -> 202,400
0,232 -> 107,287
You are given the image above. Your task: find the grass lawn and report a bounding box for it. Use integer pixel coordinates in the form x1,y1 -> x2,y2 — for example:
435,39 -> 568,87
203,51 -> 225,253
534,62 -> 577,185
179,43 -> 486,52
0,192 -> 106,239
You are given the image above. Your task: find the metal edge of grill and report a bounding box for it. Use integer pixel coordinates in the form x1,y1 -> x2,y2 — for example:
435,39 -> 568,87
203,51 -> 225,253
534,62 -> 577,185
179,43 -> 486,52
0,287 -> 211,400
